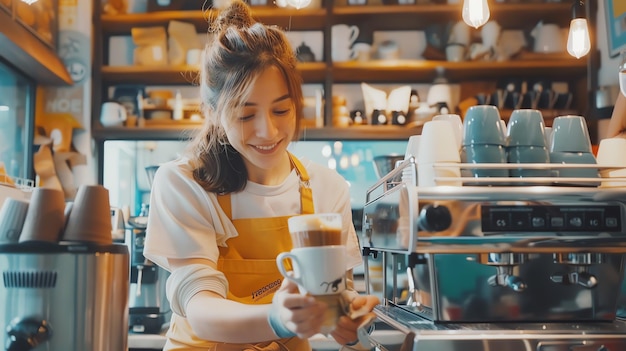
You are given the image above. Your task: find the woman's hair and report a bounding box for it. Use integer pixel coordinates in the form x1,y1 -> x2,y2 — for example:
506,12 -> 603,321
186,0 -> 303,194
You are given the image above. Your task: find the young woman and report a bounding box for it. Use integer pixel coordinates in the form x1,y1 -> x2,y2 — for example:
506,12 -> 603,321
143,1 -> 379,350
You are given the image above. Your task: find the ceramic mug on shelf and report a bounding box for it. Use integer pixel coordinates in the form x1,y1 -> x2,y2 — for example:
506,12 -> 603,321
100,102 -> 128,127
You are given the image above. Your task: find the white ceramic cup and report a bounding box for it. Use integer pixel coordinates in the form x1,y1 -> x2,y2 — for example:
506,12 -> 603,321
352,42 -> 372,62
100,102 -> 128,127
331,24 -> 360,62
445,43 -> 465,62
432,114 -> 463,150
417,120 -> 461,186
186,49 -> 202,65
276,245 -> 347,335
0,198 -> 29,244
597,137 -> 626,187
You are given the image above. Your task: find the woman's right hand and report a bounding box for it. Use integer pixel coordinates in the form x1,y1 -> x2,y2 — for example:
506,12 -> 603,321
271,279 -> 328,339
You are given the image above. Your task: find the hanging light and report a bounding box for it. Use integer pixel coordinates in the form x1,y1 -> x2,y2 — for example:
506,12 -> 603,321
20,0 -> 38,4
286,0 -> 311,9
567,0 -> 591,59
462,0 -> 490,29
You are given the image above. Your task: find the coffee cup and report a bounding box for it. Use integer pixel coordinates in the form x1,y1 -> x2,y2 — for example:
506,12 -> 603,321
19,188 -> 66,243
276,245 -> 346,335
331,24 -> 359,62
432,114 -> 463,150
445,43 -> 465,62
417,120 -> 461,186
62,185 -> 113,245
460,144 -> 508,179
0,198 -> 29,244
352,42 -> 372,62
506,109 -> 547,147
462,105 -> 506,146
100,102 -> 128,127
287,213 -> 344,248
596,137 -> 626,187
550,115 -> 592,153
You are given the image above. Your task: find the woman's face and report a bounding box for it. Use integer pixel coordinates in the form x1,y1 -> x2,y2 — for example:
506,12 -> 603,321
224,65 -> 296,183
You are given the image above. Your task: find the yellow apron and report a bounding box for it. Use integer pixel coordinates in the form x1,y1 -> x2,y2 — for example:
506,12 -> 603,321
165,153 -> 314,351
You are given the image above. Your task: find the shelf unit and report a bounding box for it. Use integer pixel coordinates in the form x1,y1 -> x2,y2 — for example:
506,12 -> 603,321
92,1 -> 596,182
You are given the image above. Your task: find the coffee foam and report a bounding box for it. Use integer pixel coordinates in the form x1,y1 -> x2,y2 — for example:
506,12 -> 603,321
288,214 -> 341,232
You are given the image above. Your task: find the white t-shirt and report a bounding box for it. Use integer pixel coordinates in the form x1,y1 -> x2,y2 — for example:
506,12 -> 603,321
144,156 -> 363,282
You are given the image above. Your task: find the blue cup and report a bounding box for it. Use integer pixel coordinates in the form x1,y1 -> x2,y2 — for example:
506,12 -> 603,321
462,105 -> 506,146
506,109 -> 547,147
507,145 -> 550,178
550,151 -> 599,181
461,144 -> 508,179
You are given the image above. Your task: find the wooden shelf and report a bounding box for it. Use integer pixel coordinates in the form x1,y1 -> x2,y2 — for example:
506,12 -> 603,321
332,59 -> 587,83
92,124 -> 420,141
101,7 -> 327,35
331,3 -> 572,29
101,62 -> 327,85
101,59 -> 585,85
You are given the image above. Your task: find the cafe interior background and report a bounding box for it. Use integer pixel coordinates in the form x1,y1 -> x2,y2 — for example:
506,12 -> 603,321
2,0 -> 626,349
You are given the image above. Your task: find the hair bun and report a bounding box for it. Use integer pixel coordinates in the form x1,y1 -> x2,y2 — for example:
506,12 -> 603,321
212,0 -> 255,33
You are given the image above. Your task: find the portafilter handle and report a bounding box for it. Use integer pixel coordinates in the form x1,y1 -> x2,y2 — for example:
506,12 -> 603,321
5,317 -> 52,351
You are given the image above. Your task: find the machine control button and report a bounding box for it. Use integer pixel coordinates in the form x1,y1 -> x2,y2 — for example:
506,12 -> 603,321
531,216 -> 546,228
606,217 -> 618,227
550,217 -> 564,228
418,204 -> 452,232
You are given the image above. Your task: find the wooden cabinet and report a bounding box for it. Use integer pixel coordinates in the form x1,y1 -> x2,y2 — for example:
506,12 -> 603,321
91,1 -> 591,145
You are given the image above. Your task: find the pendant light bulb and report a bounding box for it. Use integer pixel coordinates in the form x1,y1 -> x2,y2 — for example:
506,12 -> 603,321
286,0 -> 311,9
462,0 -> 490,29
567,18 -> 590,58
567,0 -> 590,59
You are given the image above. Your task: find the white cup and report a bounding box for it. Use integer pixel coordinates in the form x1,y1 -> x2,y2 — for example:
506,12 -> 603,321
432,114 -> 463,150
186,49 -> 202,66
352,42 -> 372,62
331,24 -> 359,62
100,102 -> 128,127
276,245 -> 347,334
0,198 -> 29,244
597,137 -> 626,187
417,120 -> 461,186
445,43 -> 465,62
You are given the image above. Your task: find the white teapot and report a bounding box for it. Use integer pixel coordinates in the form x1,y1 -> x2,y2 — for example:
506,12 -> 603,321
531,21 -> 564,53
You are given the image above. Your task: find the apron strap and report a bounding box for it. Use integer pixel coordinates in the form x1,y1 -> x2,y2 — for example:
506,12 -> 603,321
288,152 -> 314,215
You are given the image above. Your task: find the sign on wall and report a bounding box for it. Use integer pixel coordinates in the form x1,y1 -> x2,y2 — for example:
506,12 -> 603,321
606,0 -> 626,57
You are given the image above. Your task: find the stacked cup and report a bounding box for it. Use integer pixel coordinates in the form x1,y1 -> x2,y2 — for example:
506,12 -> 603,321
549,115 -> 598,181
62,185 -> 113,245
417,120 -> 461,187
19,188 -> 66,243
0,198 -> 30,244
460,105 -> 508,182
506,109 -> 550,180
277,213 -> 346,335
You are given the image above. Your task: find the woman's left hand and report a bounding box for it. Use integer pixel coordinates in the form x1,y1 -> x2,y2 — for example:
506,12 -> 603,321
330,294 -> 380,345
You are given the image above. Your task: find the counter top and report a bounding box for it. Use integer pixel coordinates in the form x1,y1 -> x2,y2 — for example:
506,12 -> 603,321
128,328 -> 405,350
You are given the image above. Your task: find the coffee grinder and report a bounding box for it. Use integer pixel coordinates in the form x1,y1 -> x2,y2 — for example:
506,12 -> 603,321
127,166 -> 170,334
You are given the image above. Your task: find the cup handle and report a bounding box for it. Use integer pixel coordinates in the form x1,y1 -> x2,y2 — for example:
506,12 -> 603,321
349,26 -> 360,44
118,104 -> 128,121
276,252 -> 303,286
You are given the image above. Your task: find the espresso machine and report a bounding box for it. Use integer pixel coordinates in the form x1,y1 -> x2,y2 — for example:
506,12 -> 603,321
127,205 -> 171,334
0,241 -> 129,351
127,165 -> 171,334
360,158 -> 626,350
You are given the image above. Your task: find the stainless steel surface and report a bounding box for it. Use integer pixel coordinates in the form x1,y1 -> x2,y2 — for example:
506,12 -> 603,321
363,159 -> 626,349
372,304 -> 626,351
0,242 -> 129,351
